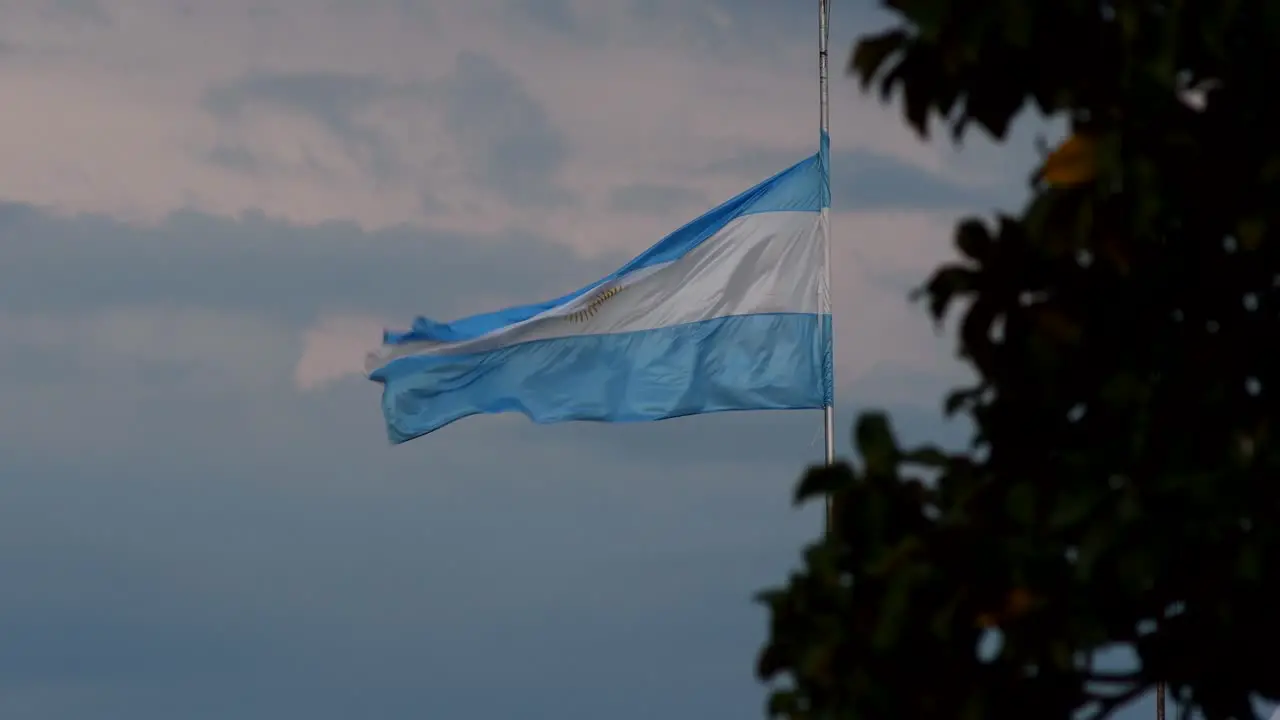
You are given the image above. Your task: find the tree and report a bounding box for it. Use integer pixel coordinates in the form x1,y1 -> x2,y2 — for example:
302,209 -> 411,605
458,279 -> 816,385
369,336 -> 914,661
756,1 -> 1280,718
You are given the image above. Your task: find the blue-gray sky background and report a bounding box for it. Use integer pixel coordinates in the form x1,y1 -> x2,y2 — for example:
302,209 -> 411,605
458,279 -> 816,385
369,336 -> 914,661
0,0 -> 1192,718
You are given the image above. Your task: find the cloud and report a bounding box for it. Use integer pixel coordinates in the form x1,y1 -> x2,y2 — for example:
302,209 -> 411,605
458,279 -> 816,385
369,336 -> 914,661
43,0 -> 111,26
0,305 -> 289,391
294,314 -> 384,390
706,147 -> 1003,213
438,51 -> 572,207
607,182 -> 708,215
205,141 -> 263,174
612,0 -> 827,62
0,201 -> 607,323
0,0 -> 965,233
508,0 -> 579,34
204,71 -> 424,181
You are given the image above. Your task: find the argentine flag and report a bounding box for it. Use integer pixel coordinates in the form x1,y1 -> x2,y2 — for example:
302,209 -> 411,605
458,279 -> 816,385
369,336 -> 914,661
367,137 -> 833,445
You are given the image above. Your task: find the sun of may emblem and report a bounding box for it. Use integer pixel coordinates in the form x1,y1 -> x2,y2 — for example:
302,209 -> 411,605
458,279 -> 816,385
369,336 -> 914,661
565,285 -> 623,323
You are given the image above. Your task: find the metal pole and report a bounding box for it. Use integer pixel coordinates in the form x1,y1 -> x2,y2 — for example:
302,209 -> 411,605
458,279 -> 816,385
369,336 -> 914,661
1156,682 -> 1165,720
820,0 -> 830,142
819,0 -> 835,531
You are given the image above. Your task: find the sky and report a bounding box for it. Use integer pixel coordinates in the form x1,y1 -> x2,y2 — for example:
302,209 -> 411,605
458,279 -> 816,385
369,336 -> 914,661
0,0 -> 1189,718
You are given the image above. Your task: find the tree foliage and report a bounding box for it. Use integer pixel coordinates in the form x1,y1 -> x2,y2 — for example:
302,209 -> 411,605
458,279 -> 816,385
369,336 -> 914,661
757,1 -> 1280,718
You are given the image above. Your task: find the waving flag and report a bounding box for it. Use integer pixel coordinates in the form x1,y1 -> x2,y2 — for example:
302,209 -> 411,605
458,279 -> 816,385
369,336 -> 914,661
367,138 -> 832,445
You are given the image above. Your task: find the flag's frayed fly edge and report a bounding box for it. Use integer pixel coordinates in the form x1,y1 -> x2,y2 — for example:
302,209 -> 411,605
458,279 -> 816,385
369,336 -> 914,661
366,133 -> 833,445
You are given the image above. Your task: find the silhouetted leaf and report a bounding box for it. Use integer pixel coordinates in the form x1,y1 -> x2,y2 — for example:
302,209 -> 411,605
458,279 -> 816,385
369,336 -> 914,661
854,412 -> 899,475
794,462 -> 855,503
955,218 -> 993,261
850,30 -> 908,89
902,445 -> 950,468
944,385 -> 984,415
1004,482 -> 1036,527
919,265 -> 976,323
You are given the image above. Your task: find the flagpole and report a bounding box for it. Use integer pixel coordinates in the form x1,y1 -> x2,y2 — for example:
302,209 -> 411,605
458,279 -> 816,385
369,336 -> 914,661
819,0 -> 836,532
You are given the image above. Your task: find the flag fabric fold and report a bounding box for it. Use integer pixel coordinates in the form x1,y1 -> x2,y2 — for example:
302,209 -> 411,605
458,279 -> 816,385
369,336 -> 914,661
367,145 -> 832,444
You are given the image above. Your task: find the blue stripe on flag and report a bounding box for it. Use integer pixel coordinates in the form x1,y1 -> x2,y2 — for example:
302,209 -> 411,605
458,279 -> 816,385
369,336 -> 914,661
382,152 -> 825,346
372,312 -> 831,444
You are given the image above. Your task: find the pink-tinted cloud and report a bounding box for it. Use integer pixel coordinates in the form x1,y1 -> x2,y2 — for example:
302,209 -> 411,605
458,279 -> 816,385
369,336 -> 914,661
0,0 -> 1026,406
0,0 -> 958,228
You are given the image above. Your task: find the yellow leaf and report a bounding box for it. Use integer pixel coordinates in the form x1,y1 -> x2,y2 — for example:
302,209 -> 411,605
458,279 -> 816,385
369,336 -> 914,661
1040,134 -> 1098,187
1005,587 -> 1037,617
974,588 -> 1040,628
1098,234 -> 1132,275
1034,307 -> 1082,345
1237,217 -> 1266,251
869,536 -> 923,575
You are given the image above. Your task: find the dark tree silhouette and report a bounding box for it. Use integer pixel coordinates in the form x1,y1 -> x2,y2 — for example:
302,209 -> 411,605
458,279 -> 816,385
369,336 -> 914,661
757,1 -> 1280,718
